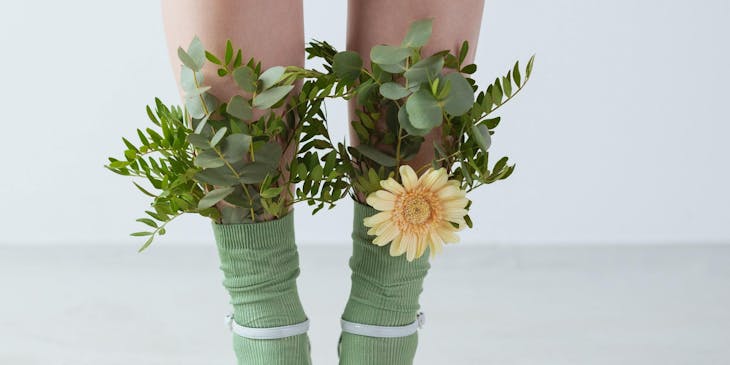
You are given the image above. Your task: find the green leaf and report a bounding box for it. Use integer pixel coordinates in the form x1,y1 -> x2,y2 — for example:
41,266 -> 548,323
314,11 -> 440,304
461,64 -> 477,74
226,95 -> 252,120
526,55 -> 535,77
484,117 -> 501,129
186,36 -> 205,69
370,45 -> 410,65
491,78 -> 503,104
406,89 -> 442,129
198,187 -> 235,209
239,162 -> 275,184
471,124 -> 491,152
254,142 -> 282,166
187,133 -> 211,149
178,47 -> 199,71
459,41 -> 469,65
253,85 -> 294,109
356,80 -> 377,105
333,51 -> 363,83
398,106 -> 431,136
133,182 -> 157,198
233,67 -> 257,93
136,218 -> 158,228
503,72 -> 513,98
401,18 -> 433,48
221,134 -> 252,163
194,149 -> 225,168
225,40 -> 233,64
210,127 -> 227,147
138,236 -> 154,253
379,82 -> 410,100
378,62 -> 407,73
131,231 -> 153,237
442,73 -> 474,116
205,51 -> 222,65
404,55 -> 443,84
194,166 -> 239,185
259,66 -> 285,90
180,67 -> 203,93
513,61 -> 522,86
354,145 -> 397,167
260,187 -> 283,199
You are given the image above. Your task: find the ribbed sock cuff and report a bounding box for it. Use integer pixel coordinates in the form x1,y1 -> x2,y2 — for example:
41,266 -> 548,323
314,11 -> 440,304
338,202 -> 430,365
212,212 -> 311,365
343,202 -> 431,326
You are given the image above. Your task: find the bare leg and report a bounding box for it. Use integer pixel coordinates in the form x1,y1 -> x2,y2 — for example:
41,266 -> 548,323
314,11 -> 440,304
347,0 -> 485,170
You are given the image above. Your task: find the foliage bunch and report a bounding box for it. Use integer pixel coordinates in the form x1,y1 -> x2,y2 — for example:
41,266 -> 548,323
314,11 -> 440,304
107,38 -> 350,250
307,19 -> 534,206
106,18 -> 534,250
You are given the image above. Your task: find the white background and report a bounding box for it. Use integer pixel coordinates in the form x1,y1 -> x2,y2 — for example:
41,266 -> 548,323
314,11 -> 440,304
0,0 -> 728,247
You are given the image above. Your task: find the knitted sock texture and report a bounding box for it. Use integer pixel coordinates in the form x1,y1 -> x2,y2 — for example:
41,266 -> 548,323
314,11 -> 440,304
212,213 -> 311,365
338,202 -> 431,365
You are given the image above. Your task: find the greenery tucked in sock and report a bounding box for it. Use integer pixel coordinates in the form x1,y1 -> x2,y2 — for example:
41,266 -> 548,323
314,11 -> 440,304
338,202 -> 431,365
213,212 -> 311,365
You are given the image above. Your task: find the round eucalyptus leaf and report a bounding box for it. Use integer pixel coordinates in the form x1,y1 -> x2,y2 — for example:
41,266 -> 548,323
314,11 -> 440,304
226,95 -> 252,120
379,82 -> 411,100
210,127 -> 228,147
406,89 -> 443,129
398,106 -> 431,136
239,162 -> 275,184
181,67 -> 204,93
194,149 -> 225,169
404,55 -> 444,84
378,61 -> 406,74
401,19 -> 433,48
253,85 -> 294,109
370,45 -> 410,65
198,186 -> 235,210
221,133 -> 252,163
442,72 -> 475,116
259,66 -> 286,90
194,166 -> 239,186
187,134 -> 211,149
470,124 -> 492,152
186,36 -> 205,70
254,142 -> 283,167
333,51 -> 363,83
232,67 -> 256,93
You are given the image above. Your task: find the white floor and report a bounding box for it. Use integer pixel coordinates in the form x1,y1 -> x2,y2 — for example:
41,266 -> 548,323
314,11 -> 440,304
1,244 -> 728,365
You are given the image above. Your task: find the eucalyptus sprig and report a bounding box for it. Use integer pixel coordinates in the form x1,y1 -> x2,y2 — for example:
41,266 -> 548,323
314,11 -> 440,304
308,18 -> 535,204
107,38 -> 349,250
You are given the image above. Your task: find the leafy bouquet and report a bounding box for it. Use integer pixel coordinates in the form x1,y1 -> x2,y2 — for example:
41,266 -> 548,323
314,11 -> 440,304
106,19 -> 533,258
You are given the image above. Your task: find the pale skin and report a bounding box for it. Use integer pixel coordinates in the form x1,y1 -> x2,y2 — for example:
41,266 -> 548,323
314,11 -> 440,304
161,0 -> 484,206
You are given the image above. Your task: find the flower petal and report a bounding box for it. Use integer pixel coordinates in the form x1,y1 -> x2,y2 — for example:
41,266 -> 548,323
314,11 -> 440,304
380,178 -> 405,195
419,168 -> 448,191
366,194 -> 395,211
399,165 -> 419,191
398,232 -> 415,256
389,234 -> 403,256
363,211 -> 392,227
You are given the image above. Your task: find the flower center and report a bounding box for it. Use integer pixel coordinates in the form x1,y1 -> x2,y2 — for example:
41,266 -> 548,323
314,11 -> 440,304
402,195 -> 431,225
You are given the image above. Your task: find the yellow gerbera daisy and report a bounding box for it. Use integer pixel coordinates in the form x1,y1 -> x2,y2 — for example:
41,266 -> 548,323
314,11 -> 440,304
363,165 -> 469,261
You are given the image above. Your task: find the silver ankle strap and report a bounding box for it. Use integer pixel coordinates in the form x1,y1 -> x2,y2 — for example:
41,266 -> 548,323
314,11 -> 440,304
224,314 -> 310,340
340,312 -> 425,338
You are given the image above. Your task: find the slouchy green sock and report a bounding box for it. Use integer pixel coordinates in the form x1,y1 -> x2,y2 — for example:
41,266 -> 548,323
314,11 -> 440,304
212,213 -> 311,365
338,202 -> 431,365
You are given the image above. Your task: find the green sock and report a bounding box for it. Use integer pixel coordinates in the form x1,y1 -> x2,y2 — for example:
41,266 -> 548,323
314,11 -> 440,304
338,202 -> 431,365
212,212 -> 312,365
